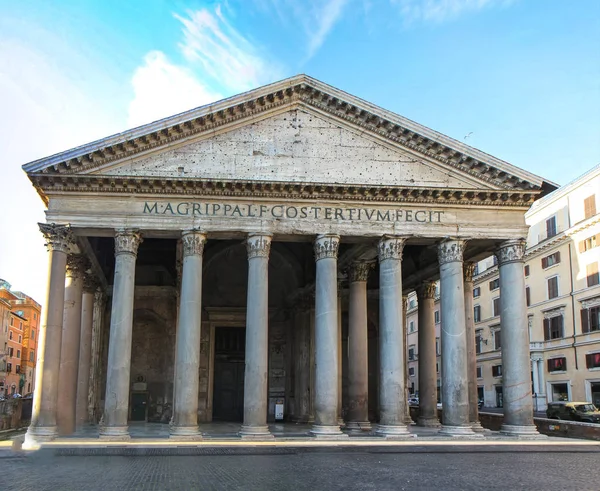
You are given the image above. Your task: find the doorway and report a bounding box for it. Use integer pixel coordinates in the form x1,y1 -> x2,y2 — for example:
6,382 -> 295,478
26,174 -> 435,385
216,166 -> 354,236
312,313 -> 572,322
495,386 -> 503,408
213,326 -> 246,421
130,392 -> 148,421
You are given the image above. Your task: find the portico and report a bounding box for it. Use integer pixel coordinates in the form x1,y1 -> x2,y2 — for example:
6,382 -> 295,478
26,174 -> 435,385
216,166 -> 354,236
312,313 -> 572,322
22,75 -> 554,446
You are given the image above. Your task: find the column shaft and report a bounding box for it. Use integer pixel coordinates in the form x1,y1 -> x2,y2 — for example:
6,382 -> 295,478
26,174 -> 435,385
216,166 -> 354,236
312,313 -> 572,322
310,234 -> 343,437
75,278 -> 96,429
417,282 -> 439,427
99,230 -> 142,440
532,359 -> 540,396
240,234 -> 272,438
497,239 -> 538,436
170,231 -> 206,438
464,263 -> 482,431
346,262 -> 371,431
88,290 -> 105,423
25,224 -> 73,446
376,236 -> 411,438
438,240 -> 475,436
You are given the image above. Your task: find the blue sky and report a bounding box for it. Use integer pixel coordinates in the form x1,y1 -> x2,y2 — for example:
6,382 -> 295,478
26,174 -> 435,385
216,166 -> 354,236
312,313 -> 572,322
0,0 -> 599,301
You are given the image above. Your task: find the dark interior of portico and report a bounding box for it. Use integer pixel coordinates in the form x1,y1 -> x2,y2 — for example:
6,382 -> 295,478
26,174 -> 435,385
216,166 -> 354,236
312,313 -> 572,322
83,233 -> 502,425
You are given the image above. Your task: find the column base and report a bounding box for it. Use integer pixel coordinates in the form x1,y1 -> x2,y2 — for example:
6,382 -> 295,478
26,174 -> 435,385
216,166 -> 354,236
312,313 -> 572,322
239,425 -> 274,439
500,424 -> 545,438
23,426 -> 58,449
471,421 -> 485,432
404,416 -> 415,425
417,416 -> 441,428
345,421 -> 372,432
169,425 -> 202,440
375,424 -> 414,439
438,425 -> 483,438
309,424 -> 347,439
99,425 -> 130,441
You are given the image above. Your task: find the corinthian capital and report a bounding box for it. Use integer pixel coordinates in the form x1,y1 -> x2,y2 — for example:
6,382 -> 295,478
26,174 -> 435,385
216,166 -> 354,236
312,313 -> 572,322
66,254 -> 89,279
246,234 -> 272,259
438,239 -> 466,265
114,230 -> 143,257
314,234 -> 340,261
495,239 -> 526,265
378,236 -> 405,262
83,273 -> 99,293
463,262 -> 476,282
38,223 -> 74,254
182,230 -> 207,257
348,261 -> 373,282
417,281 -> 437,300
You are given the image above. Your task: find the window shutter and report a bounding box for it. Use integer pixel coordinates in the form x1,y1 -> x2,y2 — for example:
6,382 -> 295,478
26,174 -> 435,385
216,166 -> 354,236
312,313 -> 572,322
580,241 -> 586,253
542,257 -> 548,268
526,287 -> 531,307
581,309 -> 590,334
586,354 -> 593,369
555,251 -> 561,263
584,195 -> 596,219
544,318 -> 550,340
524,265 -> 530,276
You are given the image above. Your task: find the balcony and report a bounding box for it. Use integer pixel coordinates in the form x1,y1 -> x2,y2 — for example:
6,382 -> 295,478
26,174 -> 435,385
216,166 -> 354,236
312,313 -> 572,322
530,341 -> 544,352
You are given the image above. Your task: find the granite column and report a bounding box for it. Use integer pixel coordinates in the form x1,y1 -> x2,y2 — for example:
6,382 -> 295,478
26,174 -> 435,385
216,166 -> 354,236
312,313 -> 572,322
417,282 -> 439,427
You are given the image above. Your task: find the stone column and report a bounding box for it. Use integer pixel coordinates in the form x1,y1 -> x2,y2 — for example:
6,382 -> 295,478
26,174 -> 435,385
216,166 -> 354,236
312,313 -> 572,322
464,262 -> 483,432
99,230 -> 142,440
376,236 -> 411,438
75,275 -> 97,429
25,224 -> 73,446
89,289 -> 106,423
240,234 -> 272,438
170,230 -> 206,438
402,295 -> 414,425
438,240 -> 475,436
346,261 -> 371,431
496,239 -> 539,436
337,278 -> 344,427
531,358 -> 540,398
57,254 -> 87,435
310,234 -> 344,437
537,359 -> 546,399
417,282 -> 439,427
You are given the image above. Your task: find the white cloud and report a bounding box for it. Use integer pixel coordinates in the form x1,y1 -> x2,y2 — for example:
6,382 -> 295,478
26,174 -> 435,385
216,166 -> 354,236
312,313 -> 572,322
174,6 -> 284,92
127,51 -> 222,128
391,0 -> 515,23
306,0 -> 348,59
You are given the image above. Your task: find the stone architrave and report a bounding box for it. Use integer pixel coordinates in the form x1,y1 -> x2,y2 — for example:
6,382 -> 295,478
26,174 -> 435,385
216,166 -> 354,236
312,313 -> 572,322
438,240 -> 476,437
24,224 -> 74,447
75,274 -> 98,429
57,254 -> 88,436
100,230 -> 142,440
346,261 -> 372,431
463,262 -> 483,432
496,239 -> 540,437
170,230 -> 206,439
310,234 -> 345,438
240,234 -> 273,438
416,282 -> 440,427
376,236 -> 412,439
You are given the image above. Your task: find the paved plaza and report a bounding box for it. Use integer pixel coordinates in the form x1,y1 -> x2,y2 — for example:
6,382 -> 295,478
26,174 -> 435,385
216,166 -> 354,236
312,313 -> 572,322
1,444 -> 599,490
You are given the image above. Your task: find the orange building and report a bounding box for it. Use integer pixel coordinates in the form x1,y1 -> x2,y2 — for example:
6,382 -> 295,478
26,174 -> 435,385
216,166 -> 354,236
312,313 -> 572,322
0,280 -> 42,397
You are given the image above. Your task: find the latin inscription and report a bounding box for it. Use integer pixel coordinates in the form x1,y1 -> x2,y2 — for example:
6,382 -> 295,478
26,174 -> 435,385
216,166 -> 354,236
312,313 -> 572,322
142,201 -> 444,223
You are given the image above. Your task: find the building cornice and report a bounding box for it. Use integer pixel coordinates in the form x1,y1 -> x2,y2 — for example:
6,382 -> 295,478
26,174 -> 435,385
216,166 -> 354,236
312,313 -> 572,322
23,75 -> 554,203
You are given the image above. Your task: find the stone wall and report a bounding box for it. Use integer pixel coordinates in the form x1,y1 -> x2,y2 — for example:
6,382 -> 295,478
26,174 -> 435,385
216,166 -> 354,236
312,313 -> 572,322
0,399 -> 22,430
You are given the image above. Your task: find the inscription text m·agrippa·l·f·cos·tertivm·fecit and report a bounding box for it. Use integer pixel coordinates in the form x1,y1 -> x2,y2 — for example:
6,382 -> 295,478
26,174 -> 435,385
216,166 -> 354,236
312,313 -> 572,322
142,201 -> 444,223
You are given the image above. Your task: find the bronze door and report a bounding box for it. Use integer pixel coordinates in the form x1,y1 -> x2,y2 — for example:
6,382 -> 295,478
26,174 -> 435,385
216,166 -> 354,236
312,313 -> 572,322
213,326 -> 245,421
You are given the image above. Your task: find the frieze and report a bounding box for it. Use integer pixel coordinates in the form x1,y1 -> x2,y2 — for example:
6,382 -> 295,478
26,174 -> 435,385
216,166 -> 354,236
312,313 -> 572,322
438,240 -> 466,265
246,234 -> 272,259
378,236 -> 405,261
181,230 -> 206,257
314,234 -> 340,261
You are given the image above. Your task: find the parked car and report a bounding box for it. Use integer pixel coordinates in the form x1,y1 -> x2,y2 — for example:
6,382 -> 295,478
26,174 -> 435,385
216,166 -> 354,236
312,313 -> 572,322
478,398 -> 484,409
408,397 -> 419,406
546,402 -> 600,423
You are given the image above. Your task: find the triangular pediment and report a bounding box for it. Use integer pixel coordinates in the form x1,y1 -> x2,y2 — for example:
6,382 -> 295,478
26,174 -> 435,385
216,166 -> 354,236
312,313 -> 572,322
24,74 -> 556,203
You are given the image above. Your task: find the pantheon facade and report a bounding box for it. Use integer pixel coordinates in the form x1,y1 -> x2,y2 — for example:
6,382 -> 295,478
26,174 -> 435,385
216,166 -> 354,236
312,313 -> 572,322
22,75 -> 555,444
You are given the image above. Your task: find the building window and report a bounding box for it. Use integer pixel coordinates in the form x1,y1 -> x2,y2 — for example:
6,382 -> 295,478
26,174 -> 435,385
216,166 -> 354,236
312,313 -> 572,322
544,315 -> 564,340
409,321 -> 415,333
435,337 -> 440,355
476,366 -> 482,379
436,363 -> 439,373
31,329 -> 35,341
33,313 -> 37,321
586,352 -> 600,369
434,310 -> 440,324
9,331 -> 13,340
10,317 -> 13,326
15,365 -> 20,374
408,345 -> 415,361
493,330 -> 501,350
542,251 -> 561,269
474,305 -> 481,323
8,347 -> 13,357
580,234 -> 599,253
16,350 -> 20,359
473,287 -> 481,298
581,306 -> 600,333
524,265 -> 530,277
548,357 -> 567,372
547,276 -> 559,299
409,367 -> 415,376
551,382 -> 569,401
18,335 -> 21,343
584,194 -> 597,219
526,287 -> 531,307
7,363 -> 12,373
29,351 -> 35,362
493,297 -> 500,317
489,278 -> 499,291
475,330 -> 482,354
409,299 -> 416,309
587,263 -> 599,287
19,321 -> 23,330
492,365 -> 502,377
546,216 -> 557,239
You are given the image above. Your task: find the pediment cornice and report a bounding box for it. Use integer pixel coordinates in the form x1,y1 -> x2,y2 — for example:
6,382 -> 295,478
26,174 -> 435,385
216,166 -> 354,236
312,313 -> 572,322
23,75 -> 554,198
